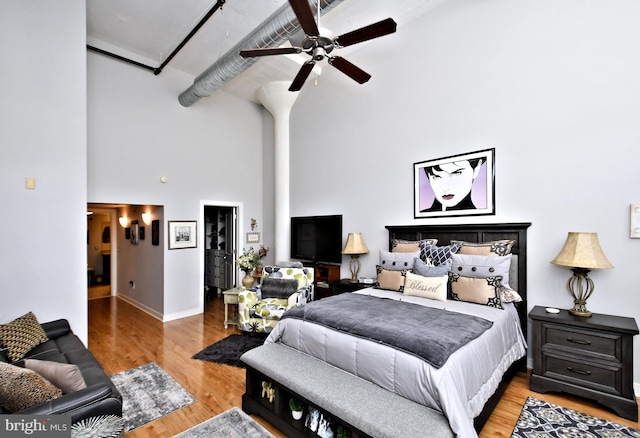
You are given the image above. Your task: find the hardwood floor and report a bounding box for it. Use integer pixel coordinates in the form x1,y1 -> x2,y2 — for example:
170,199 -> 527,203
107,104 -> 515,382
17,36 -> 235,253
88,296 -> 640,437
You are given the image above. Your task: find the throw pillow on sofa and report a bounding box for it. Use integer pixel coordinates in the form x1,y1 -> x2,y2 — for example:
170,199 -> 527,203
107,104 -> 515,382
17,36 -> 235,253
0,362 -> 62,412
0,312 -> 48,362
24,359 -> 87,394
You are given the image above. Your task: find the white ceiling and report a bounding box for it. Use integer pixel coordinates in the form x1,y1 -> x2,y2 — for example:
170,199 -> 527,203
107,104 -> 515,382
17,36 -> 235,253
86,0 -> 449,103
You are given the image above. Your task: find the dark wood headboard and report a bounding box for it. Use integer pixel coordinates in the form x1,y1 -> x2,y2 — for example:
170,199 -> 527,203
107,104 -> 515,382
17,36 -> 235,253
386,222 -> 531,348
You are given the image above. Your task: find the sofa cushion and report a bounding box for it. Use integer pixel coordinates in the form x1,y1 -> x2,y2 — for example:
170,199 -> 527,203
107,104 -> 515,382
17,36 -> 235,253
24,359 -> 87,394
0,362 -> 62,412
0,312 -> 49,362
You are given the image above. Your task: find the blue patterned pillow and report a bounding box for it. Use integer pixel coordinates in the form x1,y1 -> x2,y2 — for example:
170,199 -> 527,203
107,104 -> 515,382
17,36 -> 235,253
419,242 -> 462,266
412,257 -> 452,277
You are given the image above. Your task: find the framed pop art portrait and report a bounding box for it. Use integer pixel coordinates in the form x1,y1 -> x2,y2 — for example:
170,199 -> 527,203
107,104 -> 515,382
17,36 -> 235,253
414,148 -> 495,219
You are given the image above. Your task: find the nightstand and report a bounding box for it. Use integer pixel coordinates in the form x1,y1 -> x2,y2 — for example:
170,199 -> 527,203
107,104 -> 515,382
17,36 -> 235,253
329,279 -> 370,296
529,305 -> 638,421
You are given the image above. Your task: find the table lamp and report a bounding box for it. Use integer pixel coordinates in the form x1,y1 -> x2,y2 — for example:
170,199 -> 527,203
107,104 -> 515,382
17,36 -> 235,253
342,233 -> 369,283
550,232 -> 613,317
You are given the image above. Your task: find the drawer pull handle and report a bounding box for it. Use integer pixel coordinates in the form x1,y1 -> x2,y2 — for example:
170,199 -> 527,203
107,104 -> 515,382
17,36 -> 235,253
567,337 -> 591,345
567,366 -> 591,376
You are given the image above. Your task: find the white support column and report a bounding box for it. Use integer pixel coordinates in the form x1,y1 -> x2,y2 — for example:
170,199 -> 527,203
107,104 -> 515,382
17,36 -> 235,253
256,82 -> 300,263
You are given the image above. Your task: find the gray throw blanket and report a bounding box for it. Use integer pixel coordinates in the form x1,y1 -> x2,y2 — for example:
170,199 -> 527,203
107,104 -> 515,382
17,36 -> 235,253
282,293 -> 492,368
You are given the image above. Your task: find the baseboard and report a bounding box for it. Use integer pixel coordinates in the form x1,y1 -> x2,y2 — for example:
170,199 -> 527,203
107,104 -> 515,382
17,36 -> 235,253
116,295 -> 163,321
162,307 -> 201,322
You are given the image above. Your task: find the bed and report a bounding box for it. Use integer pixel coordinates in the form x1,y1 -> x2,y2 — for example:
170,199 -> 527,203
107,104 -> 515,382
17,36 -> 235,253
263,222 -> 531,437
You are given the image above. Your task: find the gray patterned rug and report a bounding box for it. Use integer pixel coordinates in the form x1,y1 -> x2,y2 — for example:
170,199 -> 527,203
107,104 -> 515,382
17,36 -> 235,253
174,407 -> 274,438
512,396 -> 640,437
111,362 -> 196,432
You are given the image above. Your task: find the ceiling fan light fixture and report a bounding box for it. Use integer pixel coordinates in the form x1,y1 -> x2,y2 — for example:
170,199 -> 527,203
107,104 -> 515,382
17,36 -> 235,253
238,0 -> 397,92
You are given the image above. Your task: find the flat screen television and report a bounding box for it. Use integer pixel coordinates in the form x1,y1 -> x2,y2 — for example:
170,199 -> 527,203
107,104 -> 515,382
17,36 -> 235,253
290,215 -> 343,264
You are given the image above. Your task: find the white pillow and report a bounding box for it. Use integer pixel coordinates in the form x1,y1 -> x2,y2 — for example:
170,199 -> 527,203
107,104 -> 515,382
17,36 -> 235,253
403,271 -> 448,302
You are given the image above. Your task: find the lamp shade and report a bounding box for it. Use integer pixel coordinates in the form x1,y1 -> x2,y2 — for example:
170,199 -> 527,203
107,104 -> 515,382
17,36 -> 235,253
550,232 -> 614,270
342,233 -> 369,255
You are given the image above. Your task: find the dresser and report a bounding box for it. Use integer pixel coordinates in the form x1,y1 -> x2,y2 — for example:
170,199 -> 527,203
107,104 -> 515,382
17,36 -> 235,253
529,305 -> 638,421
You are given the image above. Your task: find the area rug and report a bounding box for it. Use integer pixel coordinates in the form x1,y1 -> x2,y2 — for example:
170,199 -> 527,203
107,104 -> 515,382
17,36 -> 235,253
111,362 -> 196,432
173,407 -> 274,438
192,334 -> 266,367
511,396 -> 640,437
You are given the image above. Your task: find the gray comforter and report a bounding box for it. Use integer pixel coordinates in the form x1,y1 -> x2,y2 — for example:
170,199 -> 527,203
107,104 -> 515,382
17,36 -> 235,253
282,293 -> 492,368
266,288 -> 526,438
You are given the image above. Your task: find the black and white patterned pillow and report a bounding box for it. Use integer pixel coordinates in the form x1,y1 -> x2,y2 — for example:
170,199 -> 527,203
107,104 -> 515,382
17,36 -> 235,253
0,312 -> 48,362
419,242 -> 462,266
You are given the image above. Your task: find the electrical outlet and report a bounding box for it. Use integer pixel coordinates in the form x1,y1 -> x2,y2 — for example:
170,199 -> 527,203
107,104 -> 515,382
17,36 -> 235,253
129,281 -> 135,289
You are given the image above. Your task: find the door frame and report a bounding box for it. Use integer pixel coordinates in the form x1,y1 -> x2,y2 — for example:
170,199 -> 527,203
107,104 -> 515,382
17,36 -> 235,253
86,206 -> 118,296
199,200 -> 242,311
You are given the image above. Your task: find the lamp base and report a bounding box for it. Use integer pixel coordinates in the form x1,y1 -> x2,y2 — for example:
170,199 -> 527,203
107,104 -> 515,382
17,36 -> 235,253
349,255 -> 361,283
569,307 -> 592,317
567,268 -> 594,317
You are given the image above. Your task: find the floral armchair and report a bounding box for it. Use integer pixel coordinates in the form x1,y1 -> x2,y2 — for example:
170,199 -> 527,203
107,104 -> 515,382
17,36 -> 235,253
238,265 -> 314,334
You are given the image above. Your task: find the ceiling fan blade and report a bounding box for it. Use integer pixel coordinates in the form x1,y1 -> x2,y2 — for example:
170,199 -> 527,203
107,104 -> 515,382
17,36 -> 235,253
289,61 -> 315,91
328,56 -> 371,84
289,0 -> 319,37
334,18 -> 397,48
239,47 -> 302,58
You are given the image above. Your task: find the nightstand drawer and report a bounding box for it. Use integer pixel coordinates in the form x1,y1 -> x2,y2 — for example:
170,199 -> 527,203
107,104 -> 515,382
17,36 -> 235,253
545,324 -> 621,362
543,354 -> 621,396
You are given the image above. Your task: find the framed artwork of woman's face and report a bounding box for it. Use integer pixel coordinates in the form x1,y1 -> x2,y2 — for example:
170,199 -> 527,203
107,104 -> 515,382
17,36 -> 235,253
414,148 -> 495,219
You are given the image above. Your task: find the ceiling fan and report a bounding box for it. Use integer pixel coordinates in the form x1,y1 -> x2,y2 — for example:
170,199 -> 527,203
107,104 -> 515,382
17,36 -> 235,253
239,0 -> 397,92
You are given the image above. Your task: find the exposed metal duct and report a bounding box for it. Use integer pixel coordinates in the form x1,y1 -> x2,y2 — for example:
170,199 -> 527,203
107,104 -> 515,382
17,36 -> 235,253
178,0 -> 345,107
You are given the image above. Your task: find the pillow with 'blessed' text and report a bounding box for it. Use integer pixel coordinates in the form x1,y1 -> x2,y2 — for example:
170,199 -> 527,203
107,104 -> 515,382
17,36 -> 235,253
403,271 -> 447,302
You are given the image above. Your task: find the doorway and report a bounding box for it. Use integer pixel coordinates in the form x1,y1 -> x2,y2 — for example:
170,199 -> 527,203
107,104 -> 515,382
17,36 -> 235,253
86,208 -> 115,300
203,203 -> 240,302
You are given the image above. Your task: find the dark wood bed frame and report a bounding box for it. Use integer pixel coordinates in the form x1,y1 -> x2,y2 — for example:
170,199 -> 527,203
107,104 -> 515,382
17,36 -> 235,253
386,222 -> 531,431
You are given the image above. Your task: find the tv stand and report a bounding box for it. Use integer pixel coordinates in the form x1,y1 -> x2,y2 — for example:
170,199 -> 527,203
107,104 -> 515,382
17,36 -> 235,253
309,263 -> 340,300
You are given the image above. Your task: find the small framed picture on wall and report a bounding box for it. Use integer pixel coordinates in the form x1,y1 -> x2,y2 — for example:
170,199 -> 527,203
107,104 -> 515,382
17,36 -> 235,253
168,220 -> 197,249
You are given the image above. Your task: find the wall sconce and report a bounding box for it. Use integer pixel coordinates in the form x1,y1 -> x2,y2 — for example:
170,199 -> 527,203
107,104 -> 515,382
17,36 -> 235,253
550,232 -> 614,317
342,232 -> 369,283
118,216 -> 129,228
142,213 -> 152,225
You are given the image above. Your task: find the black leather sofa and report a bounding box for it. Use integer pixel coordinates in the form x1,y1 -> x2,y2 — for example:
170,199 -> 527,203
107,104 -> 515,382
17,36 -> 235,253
0,319 -> 122,422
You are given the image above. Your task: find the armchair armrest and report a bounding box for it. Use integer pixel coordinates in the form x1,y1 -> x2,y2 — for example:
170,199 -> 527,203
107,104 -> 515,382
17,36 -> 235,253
238,289 -> 260,325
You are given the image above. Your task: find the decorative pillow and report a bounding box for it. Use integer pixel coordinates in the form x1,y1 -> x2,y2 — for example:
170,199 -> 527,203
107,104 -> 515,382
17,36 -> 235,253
379,250 -> 420,271
0,362 -> 62,412
260,277 -> 299,299
0,312 -> 49,362
450,254 -> 522,303
448,273 -> 503,309
375,266 -> 407,292
263,266 -> 312,290
24,359 -> 87,394
453,240 -> 516,257
403,272 -> 448,302
412,257 -> 452,277
391,238 -> 438,253
419,242 -> 462,266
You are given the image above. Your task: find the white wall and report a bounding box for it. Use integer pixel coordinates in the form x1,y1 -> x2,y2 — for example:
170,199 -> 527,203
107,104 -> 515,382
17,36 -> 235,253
0,1 -> 88,342
289,0 -> 640,386
87,53 -> 265,320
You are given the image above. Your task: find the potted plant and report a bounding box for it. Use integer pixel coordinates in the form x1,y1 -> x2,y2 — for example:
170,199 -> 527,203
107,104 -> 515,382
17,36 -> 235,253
289,397 -> 304,420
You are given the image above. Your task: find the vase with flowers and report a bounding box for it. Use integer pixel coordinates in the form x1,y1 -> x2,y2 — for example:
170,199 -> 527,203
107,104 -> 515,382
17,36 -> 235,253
236,248 -> 261,289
